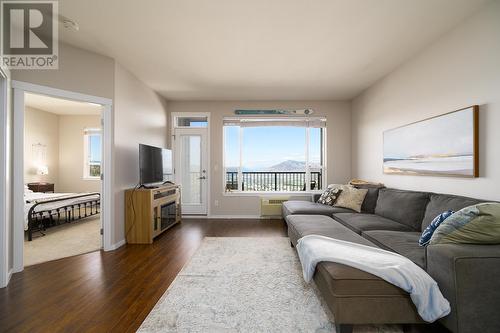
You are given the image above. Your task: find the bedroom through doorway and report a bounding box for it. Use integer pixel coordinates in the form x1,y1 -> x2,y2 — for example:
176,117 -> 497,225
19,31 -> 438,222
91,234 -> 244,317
23,93 -> 103,266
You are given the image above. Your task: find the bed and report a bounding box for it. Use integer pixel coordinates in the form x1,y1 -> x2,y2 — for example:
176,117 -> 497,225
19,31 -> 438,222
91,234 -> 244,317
25,188 -> 100,241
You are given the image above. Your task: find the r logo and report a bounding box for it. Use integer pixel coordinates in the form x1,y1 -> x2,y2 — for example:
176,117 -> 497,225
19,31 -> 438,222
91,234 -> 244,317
2,2 -> 53,55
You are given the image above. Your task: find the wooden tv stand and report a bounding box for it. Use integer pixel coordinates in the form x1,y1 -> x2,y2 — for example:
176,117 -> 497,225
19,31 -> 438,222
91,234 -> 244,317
125,184 -> 181,244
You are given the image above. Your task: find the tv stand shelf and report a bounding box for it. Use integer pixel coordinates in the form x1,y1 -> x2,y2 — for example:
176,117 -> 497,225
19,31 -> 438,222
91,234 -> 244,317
125,184 -> 181,244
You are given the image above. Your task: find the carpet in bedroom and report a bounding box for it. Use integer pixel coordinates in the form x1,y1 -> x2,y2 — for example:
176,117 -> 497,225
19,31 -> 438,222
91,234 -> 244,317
24,215 -> 101,266
138,237 -> 402,333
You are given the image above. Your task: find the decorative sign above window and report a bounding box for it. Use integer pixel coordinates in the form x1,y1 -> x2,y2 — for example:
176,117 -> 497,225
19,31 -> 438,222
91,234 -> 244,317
234,109 -> 314,115
383,106 -> 479,178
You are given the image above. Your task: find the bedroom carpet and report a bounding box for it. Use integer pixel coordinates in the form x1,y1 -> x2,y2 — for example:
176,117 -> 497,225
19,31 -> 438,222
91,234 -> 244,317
24,215 -> 101,266
138,237 -> 402,333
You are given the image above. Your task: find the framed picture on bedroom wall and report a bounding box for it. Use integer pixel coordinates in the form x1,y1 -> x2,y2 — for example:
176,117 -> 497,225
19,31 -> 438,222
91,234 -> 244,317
383,105 -> 479,178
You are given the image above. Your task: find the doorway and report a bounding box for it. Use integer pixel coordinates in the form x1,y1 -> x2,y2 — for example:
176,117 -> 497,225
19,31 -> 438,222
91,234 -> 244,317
22,93 -> 103,266
172,113 -> 209,215
11,81 -> 113,273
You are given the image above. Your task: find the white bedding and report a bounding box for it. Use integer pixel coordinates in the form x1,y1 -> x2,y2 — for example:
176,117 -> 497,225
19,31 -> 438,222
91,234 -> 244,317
24,191 -> 100,230
296,235 -> 451,323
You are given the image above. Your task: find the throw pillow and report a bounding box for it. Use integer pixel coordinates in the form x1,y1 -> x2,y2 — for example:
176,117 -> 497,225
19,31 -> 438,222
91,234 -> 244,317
419,210 -> 455,246
317,185 -> 342,206
429,203 -> 500,245
334,185 -> 368,213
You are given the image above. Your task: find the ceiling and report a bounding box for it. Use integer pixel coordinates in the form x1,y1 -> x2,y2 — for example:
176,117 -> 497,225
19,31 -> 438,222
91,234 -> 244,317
25,93 -> 102,115
58,0 -> 487,101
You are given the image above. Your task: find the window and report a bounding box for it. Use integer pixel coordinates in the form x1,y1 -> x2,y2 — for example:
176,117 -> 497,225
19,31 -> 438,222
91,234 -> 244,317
175,116 -> 208,128
223,117 -> 326,192
83,128 -> 102,179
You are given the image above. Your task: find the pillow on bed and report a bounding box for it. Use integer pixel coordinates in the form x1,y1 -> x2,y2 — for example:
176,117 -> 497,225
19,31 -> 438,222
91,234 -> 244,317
429,203 -> 500,245
419,210 -> 454,246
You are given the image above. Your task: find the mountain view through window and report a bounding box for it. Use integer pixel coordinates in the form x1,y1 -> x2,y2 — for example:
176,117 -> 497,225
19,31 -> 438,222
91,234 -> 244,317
224,122 -> 325,192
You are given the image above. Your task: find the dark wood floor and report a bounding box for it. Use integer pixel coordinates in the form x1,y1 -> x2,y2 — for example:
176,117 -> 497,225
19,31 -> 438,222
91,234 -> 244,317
0,218 -> 287,333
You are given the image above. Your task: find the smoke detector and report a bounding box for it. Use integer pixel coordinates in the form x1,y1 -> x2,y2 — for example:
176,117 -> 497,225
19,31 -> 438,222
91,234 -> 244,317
61,16 -> 79,31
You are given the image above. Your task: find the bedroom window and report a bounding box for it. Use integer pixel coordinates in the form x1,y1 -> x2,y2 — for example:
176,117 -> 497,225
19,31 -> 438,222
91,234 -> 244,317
223,117 -> 326,193
83,128 -> 102,179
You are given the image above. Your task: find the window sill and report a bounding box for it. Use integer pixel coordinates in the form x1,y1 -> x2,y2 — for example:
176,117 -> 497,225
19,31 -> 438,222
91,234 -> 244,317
222,190 -> 322,197
82,177 -> 100,181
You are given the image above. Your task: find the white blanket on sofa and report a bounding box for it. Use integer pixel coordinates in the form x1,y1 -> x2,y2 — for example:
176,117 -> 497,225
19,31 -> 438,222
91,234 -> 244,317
296,235 -> 451,323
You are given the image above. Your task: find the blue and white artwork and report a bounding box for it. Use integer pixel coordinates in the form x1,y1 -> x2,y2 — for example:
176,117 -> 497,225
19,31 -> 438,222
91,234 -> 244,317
383,107 -> 478,177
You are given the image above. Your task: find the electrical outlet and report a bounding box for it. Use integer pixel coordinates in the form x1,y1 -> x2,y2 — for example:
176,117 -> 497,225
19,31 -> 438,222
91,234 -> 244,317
214,199 -> 219,207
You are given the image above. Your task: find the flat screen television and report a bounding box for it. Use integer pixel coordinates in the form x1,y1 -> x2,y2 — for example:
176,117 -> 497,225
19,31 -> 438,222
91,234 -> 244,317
139,144 -> 173,186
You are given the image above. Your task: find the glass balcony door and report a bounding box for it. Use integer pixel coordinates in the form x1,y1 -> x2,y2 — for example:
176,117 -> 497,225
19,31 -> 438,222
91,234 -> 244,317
174,128 -> 208,215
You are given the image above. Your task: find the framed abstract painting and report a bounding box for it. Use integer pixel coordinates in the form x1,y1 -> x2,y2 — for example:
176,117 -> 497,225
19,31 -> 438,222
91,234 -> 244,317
383,106 -> 479,177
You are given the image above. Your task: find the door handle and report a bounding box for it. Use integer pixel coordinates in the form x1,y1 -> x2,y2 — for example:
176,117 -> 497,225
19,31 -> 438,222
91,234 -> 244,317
198,176 -> 206,180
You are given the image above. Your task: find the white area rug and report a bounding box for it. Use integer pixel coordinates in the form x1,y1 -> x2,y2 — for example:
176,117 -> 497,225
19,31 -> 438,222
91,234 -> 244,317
24,215 -> 101,266
139,237 -> 402,333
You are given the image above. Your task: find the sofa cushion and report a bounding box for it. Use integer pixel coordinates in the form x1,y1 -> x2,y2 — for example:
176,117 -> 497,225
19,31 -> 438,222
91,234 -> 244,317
360,187 -> 381,214
282,200 -> 353,218
332,213 -> 414,234
350,182 -> 384,214
286,215 -> 376,247
362,230 -> 426,268
375,188 -> 430,231
421,193 -> 484,231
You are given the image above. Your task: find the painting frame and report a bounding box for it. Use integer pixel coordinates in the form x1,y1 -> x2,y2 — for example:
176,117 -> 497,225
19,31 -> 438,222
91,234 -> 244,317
383,106 -> 479,178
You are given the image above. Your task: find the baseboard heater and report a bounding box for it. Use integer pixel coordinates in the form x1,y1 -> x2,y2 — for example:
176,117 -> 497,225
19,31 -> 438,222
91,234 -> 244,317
260,197 -> 290,217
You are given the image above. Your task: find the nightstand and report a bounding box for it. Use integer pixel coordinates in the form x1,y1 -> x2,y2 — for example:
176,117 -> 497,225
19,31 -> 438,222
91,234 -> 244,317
27,182 -> 55,193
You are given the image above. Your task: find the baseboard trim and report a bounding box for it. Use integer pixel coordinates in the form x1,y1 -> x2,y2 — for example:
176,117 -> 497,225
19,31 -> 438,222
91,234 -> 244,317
183,214 -> 282,220
106,239 -> 126,251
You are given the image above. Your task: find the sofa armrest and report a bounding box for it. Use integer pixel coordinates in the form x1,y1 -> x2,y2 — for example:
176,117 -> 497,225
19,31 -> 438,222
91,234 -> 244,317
426,243 -> 500,333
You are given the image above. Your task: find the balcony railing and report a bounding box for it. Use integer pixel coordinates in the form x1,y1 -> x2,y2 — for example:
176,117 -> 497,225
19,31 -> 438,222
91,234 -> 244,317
225,171 -> 322,192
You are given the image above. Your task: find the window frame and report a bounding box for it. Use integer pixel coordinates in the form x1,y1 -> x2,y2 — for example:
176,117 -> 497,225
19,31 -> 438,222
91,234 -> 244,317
83,128 -> 102,180
173,115 -> 209,128
222,117 -> 327,195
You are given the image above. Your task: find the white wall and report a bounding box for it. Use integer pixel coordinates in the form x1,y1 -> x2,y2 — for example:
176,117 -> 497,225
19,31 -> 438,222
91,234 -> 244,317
24,107 -> 59,186
168,100 -> 351,216
351,0 -> 500,201
24,108 -> 101,193
12,43 -> 115,99
58,115 -> 101,193
113,63 -> 169,242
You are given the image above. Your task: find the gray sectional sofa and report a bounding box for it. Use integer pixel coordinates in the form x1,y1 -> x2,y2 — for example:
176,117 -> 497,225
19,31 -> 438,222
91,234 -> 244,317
283,187 -> 500,333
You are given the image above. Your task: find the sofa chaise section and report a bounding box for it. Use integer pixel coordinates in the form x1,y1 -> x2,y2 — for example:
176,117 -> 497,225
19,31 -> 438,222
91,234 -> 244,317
286,214 -> 424,332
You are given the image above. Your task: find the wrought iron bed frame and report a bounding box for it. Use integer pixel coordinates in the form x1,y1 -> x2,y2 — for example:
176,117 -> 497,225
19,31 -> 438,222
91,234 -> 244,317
27,193 -> 100,241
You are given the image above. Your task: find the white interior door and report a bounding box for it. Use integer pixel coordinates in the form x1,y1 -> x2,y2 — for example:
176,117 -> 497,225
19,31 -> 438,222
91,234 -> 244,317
174,128 -> 208,215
